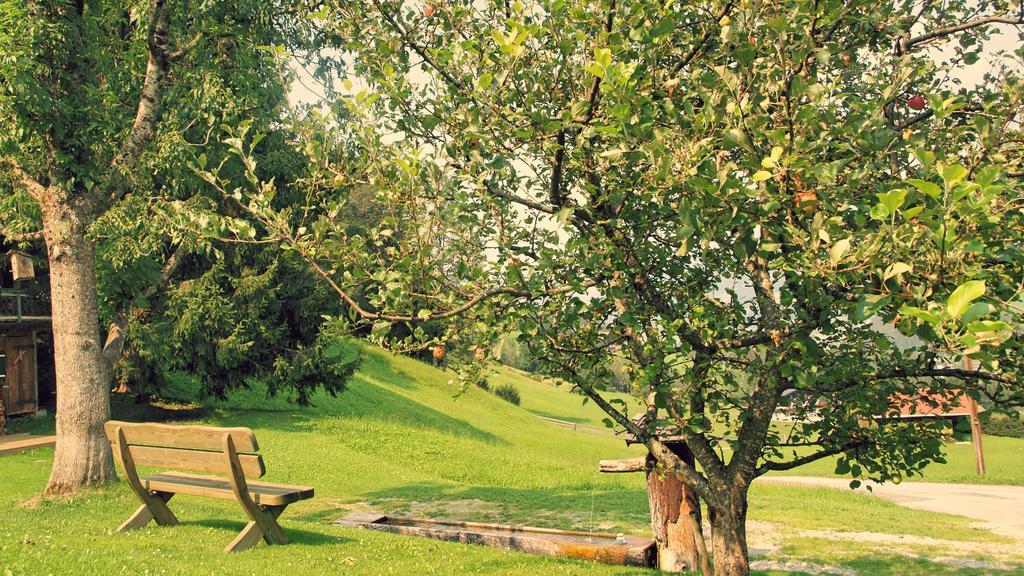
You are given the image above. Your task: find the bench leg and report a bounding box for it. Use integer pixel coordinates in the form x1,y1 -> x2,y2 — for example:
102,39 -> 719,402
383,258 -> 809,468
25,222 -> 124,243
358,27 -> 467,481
119,492 -> 177,532
224,505 -> 288,553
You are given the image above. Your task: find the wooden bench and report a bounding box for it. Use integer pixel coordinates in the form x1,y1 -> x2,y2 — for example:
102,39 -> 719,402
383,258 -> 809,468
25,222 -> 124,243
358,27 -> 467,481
104,420 -> 314,552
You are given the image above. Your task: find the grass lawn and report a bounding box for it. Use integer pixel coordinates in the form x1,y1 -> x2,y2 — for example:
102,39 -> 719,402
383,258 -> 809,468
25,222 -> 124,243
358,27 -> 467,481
768,435 -> 1024,486
487,366 -> 639,429
2,344 -> 1021,575
493,364 -> 1024,487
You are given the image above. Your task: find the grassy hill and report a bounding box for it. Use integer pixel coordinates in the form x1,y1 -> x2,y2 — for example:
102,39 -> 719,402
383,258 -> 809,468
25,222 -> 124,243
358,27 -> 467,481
1,344 -> 1020,575
486,366 -> 639,429
491,365 -> 1024,487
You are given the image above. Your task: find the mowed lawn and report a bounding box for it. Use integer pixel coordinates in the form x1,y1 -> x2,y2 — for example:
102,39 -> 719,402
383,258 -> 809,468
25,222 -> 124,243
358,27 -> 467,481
487,366 -> 640,429
1,345 -> 1021,575
769,434 -> 1024,486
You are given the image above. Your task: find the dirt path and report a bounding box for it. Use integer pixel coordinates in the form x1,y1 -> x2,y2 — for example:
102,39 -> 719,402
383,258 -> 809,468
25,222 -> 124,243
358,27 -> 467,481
762,476 -> 1024,540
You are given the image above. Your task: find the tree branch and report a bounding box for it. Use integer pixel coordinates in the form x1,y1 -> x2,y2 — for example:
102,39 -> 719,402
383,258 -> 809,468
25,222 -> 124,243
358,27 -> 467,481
898,13 -> 1024,54
575,0 -> 616,125
868,367 -> 1018,386
755,439 -> 868,476
564,361 -> 714,499
0,223 -> 44,242
0,156 -> 49,203
714,321 -> 814,350
672,1 -> 734,74
549,130 -> 566,207
105,0 -> 174,203
102,244 -> 186,369
371,0 -> 466,90
818,366 -> 1020,394
487,186 -> 558,214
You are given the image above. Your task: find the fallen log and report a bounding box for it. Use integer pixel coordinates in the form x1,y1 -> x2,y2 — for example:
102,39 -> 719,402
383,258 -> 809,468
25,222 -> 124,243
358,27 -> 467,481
598,457 -> 647,473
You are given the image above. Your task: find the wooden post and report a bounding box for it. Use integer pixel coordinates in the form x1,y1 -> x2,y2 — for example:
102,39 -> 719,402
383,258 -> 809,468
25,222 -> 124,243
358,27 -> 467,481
963,357 -> 986,475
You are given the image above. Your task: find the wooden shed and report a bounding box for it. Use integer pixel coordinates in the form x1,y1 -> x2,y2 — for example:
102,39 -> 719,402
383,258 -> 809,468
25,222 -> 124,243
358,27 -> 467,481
0,254 -> 51,424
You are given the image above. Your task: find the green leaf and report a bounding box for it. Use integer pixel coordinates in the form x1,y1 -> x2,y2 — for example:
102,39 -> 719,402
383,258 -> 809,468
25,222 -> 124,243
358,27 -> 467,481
476,73 -> 493,89
961,302 -> 996,324
882,262 -> 912,282
829,238 -> 850,266
946,280 -> 985,319
941,164 -> 968,189
900,304 -> 945,326
966,320 -> 1011,334
905,178 -> 941,200
853,295 -> 889,322
875,188 -> 908,215
371,321 -> 393,338
752,170 -> 773,182
723,128 -> 752,151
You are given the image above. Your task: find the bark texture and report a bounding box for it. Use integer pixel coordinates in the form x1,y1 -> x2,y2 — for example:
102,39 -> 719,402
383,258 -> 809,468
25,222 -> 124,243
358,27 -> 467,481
709,493 -> 750,576
43,207 -> 117,494
647,444 -> 706,573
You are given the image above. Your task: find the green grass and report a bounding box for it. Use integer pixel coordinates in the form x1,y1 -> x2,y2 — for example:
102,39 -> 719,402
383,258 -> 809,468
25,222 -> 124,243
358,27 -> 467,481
769,434 -> 1024,486
487,366 -> 639,429
491,365 -> 1024,486
1,345 -> 1020,575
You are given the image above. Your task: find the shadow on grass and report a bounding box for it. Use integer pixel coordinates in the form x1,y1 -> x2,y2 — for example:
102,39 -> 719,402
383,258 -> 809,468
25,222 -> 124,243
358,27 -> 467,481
178,518 -> 349,547
108,371 -> 501,445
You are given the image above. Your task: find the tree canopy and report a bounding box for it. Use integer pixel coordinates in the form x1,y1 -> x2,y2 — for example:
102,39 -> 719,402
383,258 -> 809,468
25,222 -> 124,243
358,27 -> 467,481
212,1 -> 1024,573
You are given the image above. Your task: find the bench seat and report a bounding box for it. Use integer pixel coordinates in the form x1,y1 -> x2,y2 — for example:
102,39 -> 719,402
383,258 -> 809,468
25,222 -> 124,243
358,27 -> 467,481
141,472 -> 315,506
105,420 -> 315,552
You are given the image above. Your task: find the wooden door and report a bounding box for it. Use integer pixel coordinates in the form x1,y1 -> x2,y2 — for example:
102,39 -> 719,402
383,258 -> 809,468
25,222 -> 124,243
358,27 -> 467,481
1,332 -> 37,415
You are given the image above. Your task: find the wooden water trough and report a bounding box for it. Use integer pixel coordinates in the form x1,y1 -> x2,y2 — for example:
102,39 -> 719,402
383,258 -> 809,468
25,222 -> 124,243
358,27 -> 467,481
335,512 -> 656,568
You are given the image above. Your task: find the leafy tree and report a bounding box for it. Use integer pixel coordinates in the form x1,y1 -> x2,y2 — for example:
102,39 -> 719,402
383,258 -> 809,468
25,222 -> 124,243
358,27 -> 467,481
0,0 -> 337,494
216,1 -> 1024,573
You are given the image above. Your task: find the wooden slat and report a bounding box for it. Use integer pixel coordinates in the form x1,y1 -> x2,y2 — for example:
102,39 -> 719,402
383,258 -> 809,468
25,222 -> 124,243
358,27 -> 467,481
140,472 -> 314,506
112,443 -> 266,478
104,420 -> 259,452
0,434 -> 56,456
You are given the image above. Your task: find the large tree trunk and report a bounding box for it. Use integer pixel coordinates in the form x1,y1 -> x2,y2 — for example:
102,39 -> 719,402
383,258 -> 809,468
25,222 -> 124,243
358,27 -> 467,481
708,492 -> 750,576
647,444 -> 708,573
43,211 -> 117,495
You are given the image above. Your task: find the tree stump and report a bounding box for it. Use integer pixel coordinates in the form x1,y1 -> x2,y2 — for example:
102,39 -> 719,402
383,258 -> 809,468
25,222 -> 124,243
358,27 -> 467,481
600,441 -> 706,573
646,442 -> 704,573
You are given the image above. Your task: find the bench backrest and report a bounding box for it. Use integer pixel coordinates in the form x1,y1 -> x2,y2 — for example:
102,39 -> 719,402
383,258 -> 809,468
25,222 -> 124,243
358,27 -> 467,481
105,421 -> 266,479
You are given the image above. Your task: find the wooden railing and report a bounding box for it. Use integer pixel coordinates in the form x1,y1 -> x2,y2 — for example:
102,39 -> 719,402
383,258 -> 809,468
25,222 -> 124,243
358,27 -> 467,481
0,292 -> 51,321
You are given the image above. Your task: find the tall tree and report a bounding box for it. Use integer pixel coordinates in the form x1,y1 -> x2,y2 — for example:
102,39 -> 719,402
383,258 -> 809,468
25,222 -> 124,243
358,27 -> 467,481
0,0 -> 179,493
0,0 -> 337,494
221,0 -> 1023,573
